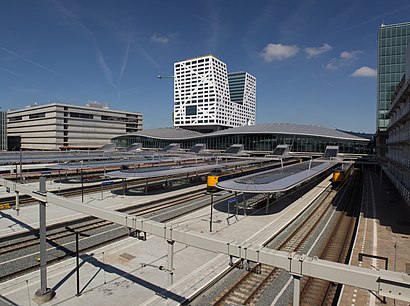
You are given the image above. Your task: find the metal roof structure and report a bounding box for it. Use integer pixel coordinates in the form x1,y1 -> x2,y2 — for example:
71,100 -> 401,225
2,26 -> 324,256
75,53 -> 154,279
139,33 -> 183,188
47,157 -> 181,170
105,160 -> 259,179
119,123 -> 370,142
216,160 -> 335,193
106,163 -> 223,179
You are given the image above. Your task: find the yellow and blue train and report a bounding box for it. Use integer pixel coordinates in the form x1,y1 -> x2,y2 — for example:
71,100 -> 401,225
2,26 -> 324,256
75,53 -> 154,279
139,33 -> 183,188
331,163 -> 354,185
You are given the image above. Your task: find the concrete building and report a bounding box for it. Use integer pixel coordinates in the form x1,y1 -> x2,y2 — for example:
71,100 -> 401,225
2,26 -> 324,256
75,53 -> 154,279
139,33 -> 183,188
173,55 -> 256,133
376,22 -> 410,157
0,111 -> 6,151
385,42 -> 410,204
7,102 -> 142,150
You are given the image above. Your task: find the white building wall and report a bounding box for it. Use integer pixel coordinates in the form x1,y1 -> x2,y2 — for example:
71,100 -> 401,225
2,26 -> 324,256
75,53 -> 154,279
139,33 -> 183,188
173,55 -> 256,131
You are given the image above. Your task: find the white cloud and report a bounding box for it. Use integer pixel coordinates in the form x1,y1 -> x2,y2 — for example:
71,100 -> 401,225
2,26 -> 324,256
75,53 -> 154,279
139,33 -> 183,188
326,50 -> 362,70
304,43 -> 332,59
351,66 -> 377,77
259,43 -> 299,62
151,33 -> 169,44
340,50 -> 362,60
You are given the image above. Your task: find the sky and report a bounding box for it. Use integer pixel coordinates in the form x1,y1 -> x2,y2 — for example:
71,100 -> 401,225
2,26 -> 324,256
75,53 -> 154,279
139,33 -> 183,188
2,1 -> 410,133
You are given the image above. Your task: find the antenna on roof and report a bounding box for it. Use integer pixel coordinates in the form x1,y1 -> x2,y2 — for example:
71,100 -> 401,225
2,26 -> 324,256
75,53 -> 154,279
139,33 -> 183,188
381,18 -> 385,27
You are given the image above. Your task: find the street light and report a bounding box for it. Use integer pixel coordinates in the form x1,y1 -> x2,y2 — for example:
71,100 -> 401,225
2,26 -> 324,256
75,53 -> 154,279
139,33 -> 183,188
65,226 -> 90,296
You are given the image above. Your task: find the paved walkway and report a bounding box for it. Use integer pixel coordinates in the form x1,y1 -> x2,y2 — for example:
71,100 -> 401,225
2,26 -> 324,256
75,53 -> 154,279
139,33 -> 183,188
339,165 -> 410,306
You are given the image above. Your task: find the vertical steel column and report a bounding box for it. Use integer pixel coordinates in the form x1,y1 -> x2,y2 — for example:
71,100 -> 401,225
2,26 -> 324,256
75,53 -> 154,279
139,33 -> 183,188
75,232 -> 80,296
235,192 -> 238,218
33,176 -> 54,304
15,190 -> 20,216
265,194 -> 269,214
167,240 -> 174,286
39,177 -> 47,293
209,193 -> 213,232
293,275 -> 301,306
81,168 -> 84,203
19,149 -> 23,182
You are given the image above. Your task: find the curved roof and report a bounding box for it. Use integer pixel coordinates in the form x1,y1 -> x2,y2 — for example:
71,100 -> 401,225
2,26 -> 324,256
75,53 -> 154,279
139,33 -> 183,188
115,123 -> 369,142
122,127 -> 202,140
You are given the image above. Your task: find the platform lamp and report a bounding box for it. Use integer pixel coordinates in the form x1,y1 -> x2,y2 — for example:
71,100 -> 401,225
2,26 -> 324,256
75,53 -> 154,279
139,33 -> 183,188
65,226 -> 90,296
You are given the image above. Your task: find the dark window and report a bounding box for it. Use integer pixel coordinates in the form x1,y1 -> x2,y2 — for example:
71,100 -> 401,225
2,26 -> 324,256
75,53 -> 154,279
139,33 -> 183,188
70,112 -> 93,119
186,106 -> 197,116
29,113 -> 45,119
9,116 -> 22,122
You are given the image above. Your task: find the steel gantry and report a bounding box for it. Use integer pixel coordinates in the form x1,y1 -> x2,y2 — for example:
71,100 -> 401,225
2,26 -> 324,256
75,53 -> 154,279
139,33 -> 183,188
1,177 -> 410,304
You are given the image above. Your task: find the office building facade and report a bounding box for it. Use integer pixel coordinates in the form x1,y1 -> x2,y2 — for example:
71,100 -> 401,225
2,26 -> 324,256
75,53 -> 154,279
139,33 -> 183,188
7,102 -> 143,150
173,55 -> 256,133
0,111 -> 6,151
377,22 -> 410,156
385,43 -> 410,204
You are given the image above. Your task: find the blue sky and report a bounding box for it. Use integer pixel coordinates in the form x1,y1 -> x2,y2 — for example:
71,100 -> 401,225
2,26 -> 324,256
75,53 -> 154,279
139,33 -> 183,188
1,1 -> 410,133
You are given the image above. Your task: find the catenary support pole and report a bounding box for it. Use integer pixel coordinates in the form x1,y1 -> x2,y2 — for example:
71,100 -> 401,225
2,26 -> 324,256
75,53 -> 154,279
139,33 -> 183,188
76,232 -> 80,296
293,275 -> 301,306
34,176 -> 55,303
15,190 -> 20,216
167,240 -> 175,286
209,193 -> 213,232
39,177 -> 47,292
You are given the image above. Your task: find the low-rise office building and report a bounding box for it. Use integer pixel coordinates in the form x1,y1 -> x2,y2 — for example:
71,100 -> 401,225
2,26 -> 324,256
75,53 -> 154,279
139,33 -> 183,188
7,102 -> 143,150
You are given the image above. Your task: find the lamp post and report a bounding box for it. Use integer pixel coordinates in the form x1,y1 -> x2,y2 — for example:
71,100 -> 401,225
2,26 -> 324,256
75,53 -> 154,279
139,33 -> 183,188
65,227 -> 90,296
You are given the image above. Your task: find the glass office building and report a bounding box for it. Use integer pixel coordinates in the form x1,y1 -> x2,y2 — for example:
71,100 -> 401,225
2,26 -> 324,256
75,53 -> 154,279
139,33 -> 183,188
377,22 -> 410,131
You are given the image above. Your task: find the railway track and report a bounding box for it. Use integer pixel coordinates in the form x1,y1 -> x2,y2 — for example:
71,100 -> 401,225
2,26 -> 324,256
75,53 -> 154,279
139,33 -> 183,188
209,171 -> 360,306
0,188 -> 234,282
298,169 -> 361,305
211,183 -> 337,305
0,172 -> 207,208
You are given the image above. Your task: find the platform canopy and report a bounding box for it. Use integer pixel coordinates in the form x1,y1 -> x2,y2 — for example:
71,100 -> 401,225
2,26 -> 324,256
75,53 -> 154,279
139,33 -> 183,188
216,160 -> 335,193
47,156 -> 201,170
105,160 -> 258,179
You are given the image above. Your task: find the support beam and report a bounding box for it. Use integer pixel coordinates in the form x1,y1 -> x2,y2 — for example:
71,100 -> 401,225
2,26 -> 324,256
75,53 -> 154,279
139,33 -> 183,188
1,177 -> 409,303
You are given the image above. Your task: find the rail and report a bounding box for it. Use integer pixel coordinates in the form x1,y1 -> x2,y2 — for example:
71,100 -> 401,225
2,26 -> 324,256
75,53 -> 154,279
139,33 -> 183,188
0,177 -> 409,304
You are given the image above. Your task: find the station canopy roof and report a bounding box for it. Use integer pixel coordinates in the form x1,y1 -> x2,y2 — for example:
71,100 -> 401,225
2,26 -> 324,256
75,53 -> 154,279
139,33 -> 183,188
116,123 -> 370,142
216,160 -> 335,193
105,159 -> 259,179
47,156 -> 207,170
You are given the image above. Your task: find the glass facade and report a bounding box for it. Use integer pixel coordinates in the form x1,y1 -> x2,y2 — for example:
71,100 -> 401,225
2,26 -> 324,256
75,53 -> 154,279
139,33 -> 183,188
228,72 -> 246,104
377,22 -> 410,131
112,133 -> 371,154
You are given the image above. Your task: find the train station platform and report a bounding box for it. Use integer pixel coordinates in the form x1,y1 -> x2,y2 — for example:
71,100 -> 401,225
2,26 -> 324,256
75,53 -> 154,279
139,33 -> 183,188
1,166 -> 409,305
338,166 -> 410,306
0,183 -> 206,239
0,175 -> 332,306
